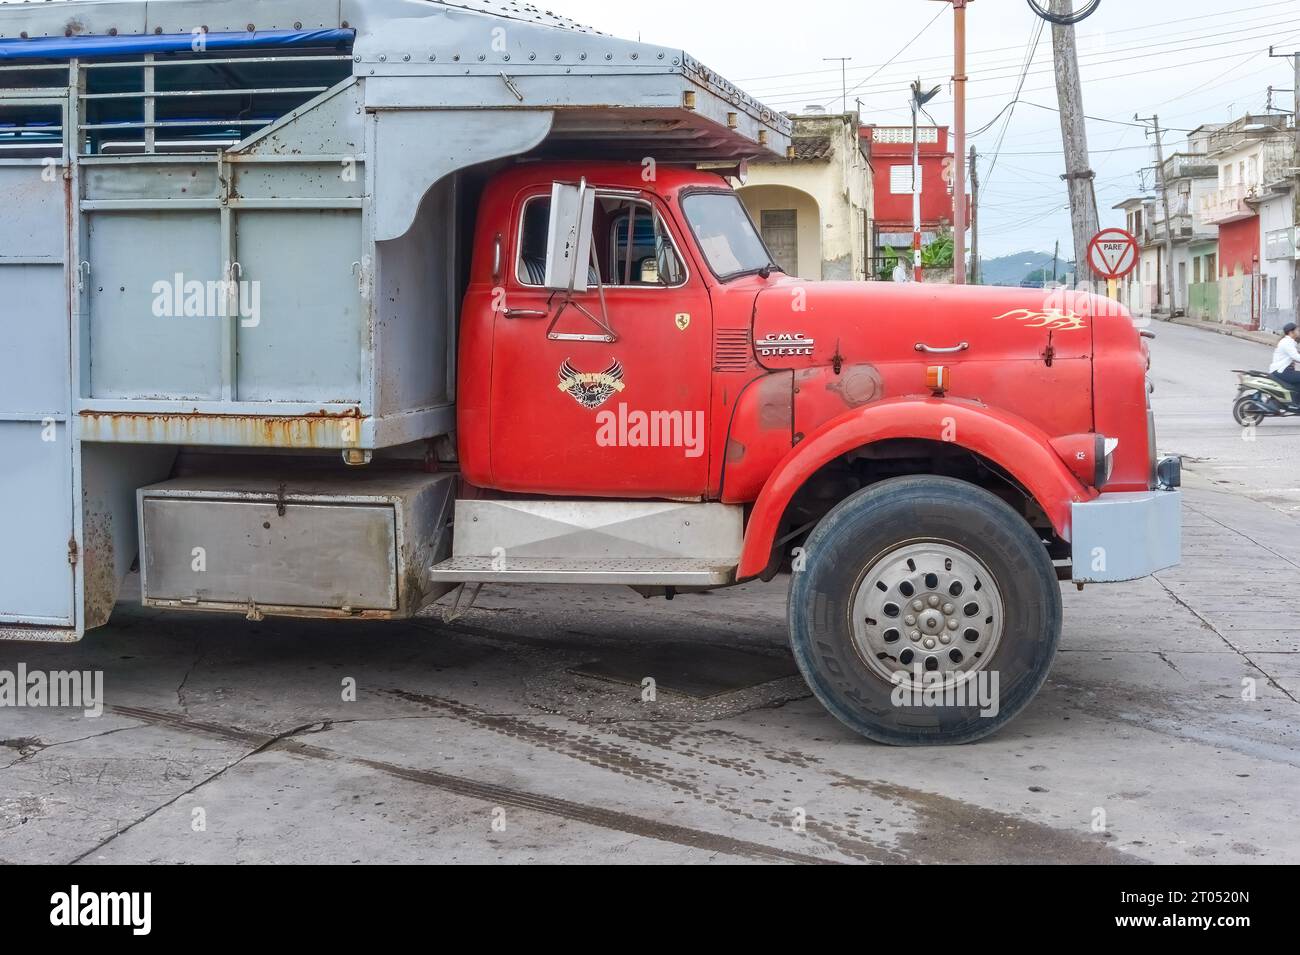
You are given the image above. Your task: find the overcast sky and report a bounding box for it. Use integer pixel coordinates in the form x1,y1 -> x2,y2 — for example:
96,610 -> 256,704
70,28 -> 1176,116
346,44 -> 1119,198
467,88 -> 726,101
4,0 -> 1296,261
552,0 -> 1300,261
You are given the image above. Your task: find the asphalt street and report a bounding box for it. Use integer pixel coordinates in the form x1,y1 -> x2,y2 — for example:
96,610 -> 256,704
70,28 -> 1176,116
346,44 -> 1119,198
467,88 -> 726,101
1,318 -> 1297,864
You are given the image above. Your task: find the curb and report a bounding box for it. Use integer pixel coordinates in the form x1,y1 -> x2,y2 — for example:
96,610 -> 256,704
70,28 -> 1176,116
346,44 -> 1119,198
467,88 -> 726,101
1152,313 -> 1276,347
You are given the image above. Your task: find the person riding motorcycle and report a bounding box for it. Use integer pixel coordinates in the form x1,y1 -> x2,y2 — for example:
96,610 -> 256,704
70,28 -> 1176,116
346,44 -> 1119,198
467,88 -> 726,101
1270,322 -> 1300,405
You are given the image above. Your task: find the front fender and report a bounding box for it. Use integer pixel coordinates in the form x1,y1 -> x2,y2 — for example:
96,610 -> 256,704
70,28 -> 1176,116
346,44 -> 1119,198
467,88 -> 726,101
737,396 -> 1094,578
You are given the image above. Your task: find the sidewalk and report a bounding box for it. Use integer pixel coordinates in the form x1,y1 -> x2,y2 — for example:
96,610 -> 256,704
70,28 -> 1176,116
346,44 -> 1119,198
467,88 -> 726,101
1148,312 -> 1276,347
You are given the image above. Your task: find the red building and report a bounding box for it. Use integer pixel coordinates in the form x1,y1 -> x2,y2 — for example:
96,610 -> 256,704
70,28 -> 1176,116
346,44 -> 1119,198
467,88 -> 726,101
861,124 -> 961,275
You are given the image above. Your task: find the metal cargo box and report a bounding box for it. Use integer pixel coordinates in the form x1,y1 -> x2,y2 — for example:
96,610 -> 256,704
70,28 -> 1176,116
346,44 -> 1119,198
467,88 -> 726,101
138,472 -> 454,619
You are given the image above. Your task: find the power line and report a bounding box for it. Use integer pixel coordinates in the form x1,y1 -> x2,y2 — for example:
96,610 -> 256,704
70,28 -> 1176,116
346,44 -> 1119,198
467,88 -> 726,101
827,4 -> 948,110
981,19 -> 1045,194
758,21 -> 1298,107
735,0 -> 1298,86
1018,100 -> 1194,131
751,14 -> 1298,103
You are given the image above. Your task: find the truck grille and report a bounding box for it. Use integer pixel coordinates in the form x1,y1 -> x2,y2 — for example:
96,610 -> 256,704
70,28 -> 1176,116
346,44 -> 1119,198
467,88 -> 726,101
713,328 -> 754,372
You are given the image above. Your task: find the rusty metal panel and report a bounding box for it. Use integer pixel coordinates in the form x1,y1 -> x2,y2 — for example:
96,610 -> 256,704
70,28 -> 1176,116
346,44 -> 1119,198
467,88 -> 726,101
0,148 -> 75,629
137,471 -> 455,618
0,166 -> 64,259
0,423 -> 74,625
81,159 -> 221,202
86,210 -> 224,399
234,208 -> 366,402
0,262 -> 66,414
142,498 -> 399,611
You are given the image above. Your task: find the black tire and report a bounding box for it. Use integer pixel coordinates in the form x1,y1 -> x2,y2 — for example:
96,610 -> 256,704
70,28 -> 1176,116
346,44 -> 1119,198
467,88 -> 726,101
788,475 -> 1061,745
1232,394 -> 1265,428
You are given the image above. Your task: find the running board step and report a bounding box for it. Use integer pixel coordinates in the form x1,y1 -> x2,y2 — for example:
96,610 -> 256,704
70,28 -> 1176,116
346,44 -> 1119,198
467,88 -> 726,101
448,499 -> 743,562
427,556 -> 734,586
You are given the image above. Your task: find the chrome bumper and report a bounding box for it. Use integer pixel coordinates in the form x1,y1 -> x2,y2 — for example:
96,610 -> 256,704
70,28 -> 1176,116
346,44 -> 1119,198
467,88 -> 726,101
1070,488 -> 1181,583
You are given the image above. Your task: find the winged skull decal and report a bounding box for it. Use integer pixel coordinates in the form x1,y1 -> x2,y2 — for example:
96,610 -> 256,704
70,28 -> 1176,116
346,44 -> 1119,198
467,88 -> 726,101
557,358 -> 626,410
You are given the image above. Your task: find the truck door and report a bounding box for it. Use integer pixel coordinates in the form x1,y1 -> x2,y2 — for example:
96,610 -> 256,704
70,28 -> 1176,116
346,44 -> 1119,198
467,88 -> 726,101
0,96 -> 76,636
488,189 -> 712,498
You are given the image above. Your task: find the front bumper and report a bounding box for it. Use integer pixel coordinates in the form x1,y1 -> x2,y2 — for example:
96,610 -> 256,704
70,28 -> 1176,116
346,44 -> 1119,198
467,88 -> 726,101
1070,488 -> 1181,583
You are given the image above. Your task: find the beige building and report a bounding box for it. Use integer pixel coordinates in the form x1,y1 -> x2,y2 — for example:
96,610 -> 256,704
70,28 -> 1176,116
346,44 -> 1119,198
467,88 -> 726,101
736,111 -> 873,281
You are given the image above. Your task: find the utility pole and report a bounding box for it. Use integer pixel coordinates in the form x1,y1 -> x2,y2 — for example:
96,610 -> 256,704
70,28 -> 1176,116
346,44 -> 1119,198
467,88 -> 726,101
952,1 -> 969,283
1052,239 -> 1059,284
1049,0 -> 1099,288
928,0 -> 971,283
824,57 -> 852,114
912,79 -> 923,283
910,79 -> 942,283
1136,114 -> 1177,316
969,144 -> 980,283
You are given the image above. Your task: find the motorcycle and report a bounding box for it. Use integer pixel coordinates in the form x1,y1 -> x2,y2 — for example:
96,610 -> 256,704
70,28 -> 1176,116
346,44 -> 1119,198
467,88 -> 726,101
1232,369 -> 1300,426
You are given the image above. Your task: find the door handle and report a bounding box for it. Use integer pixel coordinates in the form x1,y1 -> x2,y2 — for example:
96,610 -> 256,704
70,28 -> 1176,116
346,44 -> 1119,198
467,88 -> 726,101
914,342 -> 969,354
504,308 -> 548,319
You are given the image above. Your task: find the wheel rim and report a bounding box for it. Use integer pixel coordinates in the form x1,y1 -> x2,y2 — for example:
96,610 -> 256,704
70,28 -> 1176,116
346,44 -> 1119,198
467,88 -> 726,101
1235,398 -> 1264,426
850,540 -> 1005,690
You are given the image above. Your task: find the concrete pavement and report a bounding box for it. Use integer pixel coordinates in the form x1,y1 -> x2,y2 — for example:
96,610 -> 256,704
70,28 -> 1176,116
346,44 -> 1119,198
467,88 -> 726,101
1,319 -> 1298,864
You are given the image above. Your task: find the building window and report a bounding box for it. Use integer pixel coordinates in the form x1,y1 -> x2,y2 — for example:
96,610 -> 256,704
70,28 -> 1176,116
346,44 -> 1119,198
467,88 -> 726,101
1193,257 -> 1201,284
1269,276 -> 1278,309
1222,164 -> 1232,186
1206,252 -> 1217,278
889,164 -> 920,195
760,209 -> 799,276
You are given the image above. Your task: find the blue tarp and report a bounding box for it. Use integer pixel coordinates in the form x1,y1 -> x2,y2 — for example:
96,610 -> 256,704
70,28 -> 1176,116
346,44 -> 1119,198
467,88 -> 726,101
0,29 -> 355,61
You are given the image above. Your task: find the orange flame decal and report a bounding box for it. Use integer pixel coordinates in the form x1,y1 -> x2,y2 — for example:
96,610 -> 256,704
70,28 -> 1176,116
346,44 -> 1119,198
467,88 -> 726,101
991,308 -> 1088,331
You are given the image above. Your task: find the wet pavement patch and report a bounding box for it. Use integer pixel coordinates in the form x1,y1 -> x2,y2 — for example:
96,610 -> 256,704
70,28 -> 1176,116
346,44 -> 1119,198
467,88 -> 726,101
568,643 -> 799,698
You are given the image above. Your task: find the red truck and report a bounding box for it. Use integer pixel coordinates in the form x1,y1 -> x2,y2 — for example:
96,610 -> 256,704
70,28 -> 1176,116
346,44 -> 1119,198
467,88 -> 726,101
436,161 -> 1182,744
0,0 -> 1179,746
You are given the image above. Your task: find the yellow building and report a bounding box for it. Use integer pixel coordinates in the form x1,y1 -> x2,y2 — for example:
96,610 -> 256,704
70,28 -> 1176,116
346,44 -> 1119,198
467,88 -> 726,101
737,111 -> 874,281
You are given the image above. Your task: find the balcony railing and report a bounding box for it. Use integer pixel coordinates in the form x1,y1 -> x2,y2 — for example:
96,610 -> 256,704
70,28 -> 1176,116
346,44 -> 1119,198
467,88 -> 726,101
1197,183 -> 1255,226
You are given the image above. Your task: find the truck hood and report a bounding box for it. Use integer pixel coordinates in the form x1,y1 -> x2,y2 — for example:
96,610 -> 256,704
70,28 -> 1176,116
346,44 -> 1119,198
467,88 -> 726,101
751,281 -> 1107,370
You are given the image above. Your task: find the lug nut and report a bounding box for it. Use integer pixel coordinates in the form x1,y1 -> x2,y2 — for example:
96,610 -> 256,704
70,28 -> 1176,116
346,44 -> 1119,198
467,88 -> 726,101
904,614 -> 917,626
923,638 -> 936,649
910,631 -> 921,641
912,600 -> 924,612
940,634 -> 951,645
927,595 -> 940,608
947,619 -> 959,630
942,603 -> 954,615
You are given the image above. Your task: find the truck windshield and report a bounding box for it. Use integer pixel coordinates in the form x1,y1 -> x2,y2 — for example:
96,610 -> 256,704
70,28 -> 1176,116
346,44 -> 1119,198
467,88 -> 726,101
681,192 -> 777,280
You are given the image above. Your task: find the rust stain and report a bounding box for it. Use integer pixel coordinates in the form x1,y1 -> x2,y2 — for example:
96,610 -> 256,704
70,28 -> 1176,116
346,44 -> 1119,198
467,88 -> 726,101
756,373 -> 792,430
825,363 -> 883,407
78,410 -> 366,449
81,502 -> 116,631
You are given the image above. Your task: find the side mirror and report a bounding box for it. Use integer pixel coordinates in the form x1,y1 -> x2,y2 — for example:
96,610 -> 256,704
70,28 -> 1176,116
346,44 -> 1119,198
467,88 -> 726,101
543,178 -> 596,293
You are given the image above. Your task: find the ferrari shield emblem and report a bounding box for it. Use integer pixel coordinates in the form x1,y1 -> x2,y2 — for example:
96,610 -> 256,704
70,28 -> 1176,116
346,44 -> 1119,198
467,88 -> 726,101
558,358 -> 625,410
675,313 -> 691,331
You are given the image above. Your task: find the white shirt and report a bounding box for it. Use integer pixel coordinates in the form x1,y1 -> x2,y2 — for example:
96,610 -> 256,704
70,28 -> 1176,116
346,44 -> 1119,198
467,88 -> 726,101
1270,335 -> 1300,374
